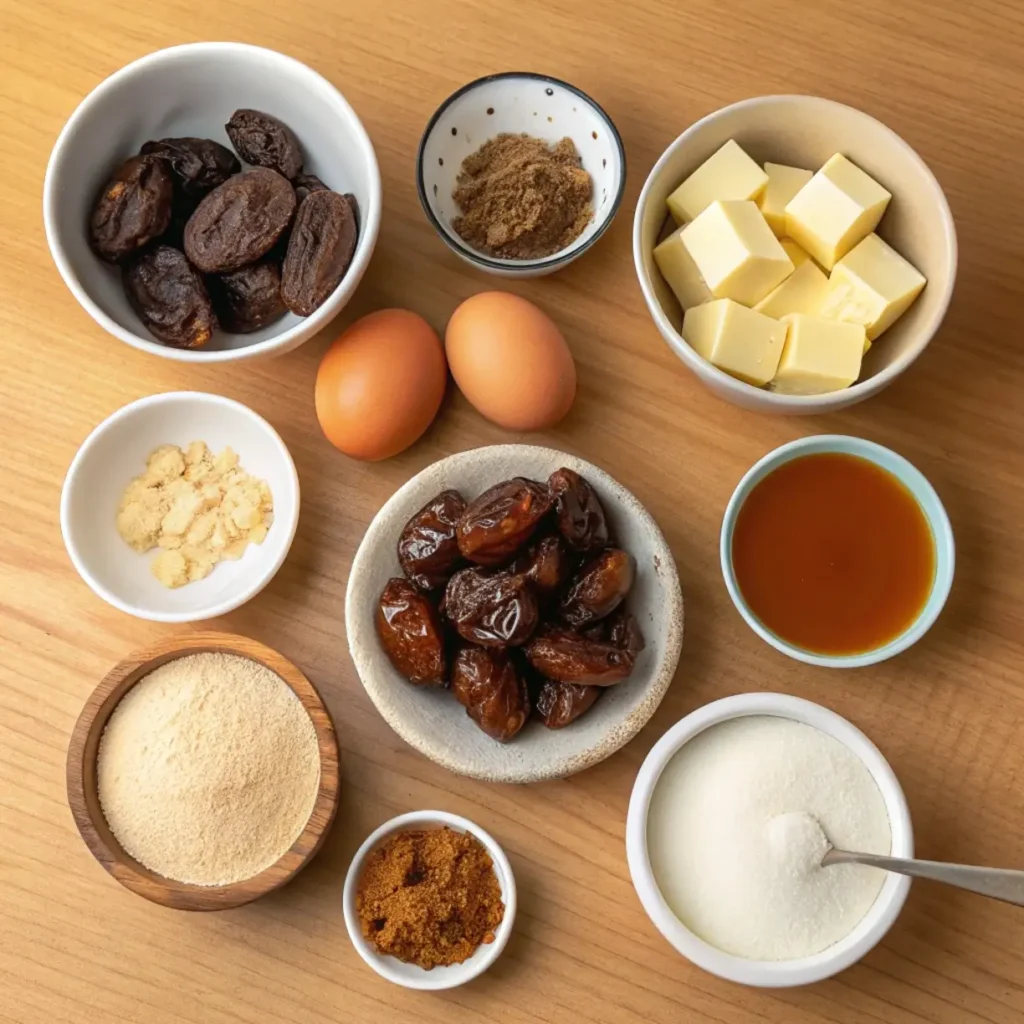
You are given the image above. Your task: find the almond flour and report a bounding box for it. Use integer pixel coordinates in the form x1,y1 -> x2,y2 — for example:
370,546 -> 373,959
97,652 -> 320,886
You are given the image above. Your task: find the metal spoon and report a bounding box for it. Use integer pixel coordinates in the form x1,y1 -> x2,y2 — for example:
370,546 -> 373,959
822,847 -> 1024,907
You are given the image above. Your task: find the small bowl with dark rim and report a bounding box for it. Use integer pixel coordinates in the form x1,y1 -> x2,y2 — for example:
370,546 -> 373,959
416,72 -> 626,278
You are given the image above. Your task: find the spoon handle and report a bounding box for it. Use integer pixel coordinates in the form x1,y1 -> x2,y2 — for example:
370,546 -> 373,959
823,849 -> 1024,907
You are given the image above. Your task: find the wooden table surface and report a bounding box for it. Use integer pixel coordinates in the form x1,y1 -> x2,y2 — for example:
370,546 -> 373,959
2,1 -> 1023,1021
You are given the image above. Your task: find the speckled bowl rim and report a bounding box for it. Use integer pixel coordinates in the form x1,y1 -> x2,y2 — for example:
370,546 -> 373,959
415,72 -> 627,272
344,444 -> 684,783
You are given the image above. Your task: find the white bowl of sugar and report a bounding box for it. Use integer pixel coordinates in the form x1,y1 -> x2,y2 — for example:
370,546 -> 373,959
626,693 -> 912,987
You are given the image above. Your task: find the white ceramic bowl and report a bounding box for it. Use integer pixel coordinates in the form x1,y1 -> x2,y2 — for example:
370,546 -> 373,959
61,392 -> 300,622
627,693 -> 913,987
43,42 -> 381,363
720,435 -> 955,667
345,444 -> 684,783
342,810 -> 516,990
417,72 -> 625,277
633,95 -> 957,413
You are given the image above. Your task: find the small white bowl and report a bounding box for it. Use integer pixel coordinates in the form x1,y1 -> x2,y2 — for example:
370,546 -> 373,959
43,42 -> 381,363
417,72 -> 625,277
626,693 -> 913,987
342,810 -> 516,990
61,392 -> 300,622
345,444 -> 684,783
633,95 -> 957,413
720,435 -> 955,667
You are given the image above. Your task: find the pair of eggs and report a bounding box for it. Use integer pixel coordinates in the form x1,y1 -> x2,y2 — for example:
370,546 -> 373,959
315,292 -> 576,461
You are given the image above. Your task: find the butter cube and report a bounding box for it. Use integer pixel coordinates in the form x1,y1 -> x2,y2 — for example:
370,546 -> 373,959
754,259 -> 830,319
758,163 -> 813,237
666,140 -> 768,224
819,233 -> 926,341
771,314 -> 866,395
681,201 -> 795,307
780,238 -> 813,267
653,225 -> 713,310
682,298 -> 788,386
785,154 -> 891,270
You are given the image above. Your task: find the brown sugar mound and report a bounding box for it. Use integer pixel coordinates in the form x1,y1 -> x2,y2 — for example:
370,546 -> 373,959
451,133 -> 594,260
356,827 -> 505,969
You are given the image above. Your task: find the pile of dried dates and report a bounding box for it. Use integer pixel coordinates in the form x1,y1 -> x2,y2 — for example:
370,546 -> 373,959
376,468 -> 645,744
88,109 -> 359,348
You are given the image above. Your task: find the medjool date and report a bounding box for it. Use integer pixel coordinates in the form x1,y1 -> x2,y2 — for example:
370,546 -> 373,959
513,534 -> 570,594
536,680 -> 600,729
559,548 -> 635,628
294,173 -> 329,202
123,245 -> 216,349
209,260 -> 286,333
444,568 -> 538,648
548,467 -> 609,552
89,155 -> 174,262
376,578 -> 447,686
451,647 -> 529,742
226,109 -> 304,179
184,168 -> 296,273
281,191 -> 358,315
608,608 -> 645,658
456,478 -> 552,566
397,490 -> 467,592
140,137 -> 240,198
524,626 -> 634,686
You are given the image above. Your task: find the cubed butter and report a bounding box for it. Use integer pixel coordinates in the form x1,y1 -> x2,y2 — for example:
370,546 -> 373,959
653,225 -> 713,310
780,238 -> 813,267
771,314 -> 866,395
666,140 -> 768,224
682,298 -> 788,387
681,200 -> 795,307
819,233 -> 926,340
784,154 -> 891,270
758,163 -> 813,236
754,259 -> 829,319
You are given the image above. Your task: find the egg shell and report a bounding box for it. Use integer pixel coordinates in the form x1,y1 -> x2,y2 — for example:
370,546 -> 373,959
445,292 -> 576,431
315,309 -> 447,461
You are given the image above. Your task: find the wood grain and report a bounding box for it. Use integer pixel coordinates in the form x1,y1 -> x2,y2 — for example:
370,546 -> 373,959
66,632 -> 341,912
2,0 -> 1024,1022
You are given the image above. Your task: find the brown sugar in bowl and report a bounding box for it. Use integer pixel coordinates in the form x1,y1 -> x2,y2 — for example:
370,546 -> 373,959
66,631 -> 340,911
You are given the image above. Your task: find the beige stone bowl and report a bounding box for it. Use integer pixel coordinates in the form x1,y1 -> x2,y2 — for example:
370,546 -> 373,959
345,445 -> 684,783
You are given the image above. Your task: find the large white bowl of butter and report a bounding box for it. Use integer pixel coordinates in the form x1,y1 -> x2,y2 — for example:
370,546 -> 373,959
633,95 -> 957,414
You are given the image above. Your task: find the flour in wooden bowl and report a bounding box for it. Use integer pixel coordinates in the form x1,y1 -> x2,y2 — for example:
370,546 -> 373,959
97,652 -> 320,886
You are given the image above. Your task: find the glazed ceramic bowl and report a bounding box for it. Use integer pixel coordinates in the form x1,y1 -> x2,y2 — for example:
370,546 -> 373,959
342,810 -> 516,990
720,435 -> 955,667
633,95 -> 957,413
60,391 -> 300,622
345,444 -> 684,782
43,42 -> 381,363
626,693 -> 913,987
417,72 -> 625,277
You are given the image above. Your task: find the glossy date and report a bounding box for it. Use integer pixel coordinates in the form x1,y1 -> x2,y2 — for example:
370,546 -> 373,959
524,626 -> 634,686
536,680 -> 601,729
444,568 -> 538,648
456,478 -> 552,566
451,647 -> 529,742
376,578 -> 447,686
397,489 -> 467,592
559,548 -> 635,628
548,467 -> 609,552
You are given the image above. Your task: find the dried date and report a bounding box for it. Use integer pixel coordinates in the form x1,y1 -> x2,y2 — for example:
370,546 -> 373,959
226,109 -> 304,179
293,173 -> 329,202
456,478 -> 553,566
444,568 -> 539,649
89,155 -> 174,262
608,608 -> 646,658
397,490 -> 467,592
536,680 -> 600,729
123,245 -> 217,349
559,548 -> 636,628
548,467 -> 609,552
376,578 -> 447,686
184,168 -> 296,273
281,191 -> 358,315
140,137 -> 240,198
513,535 -> 571,594
209,260 -> 286,333
451,647 -> 529,742
524,626 -> 634,686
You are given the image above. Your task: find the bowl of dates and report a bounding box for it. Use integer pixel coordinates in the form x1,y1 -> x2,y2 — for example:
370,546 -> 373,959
43,42 -> 380,363
345,445 -> 684,783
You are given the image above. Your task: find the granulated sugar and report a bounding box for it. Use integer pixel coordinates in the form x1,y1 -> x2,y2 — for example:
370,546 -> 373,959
98,652 -> 320,886
647,715 -> 891,961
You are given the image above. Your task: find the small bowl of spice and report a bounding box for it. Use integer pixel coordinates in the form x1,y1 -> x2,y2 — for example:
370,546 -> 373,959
417,72 -> 625,277
343,810 -> 516,990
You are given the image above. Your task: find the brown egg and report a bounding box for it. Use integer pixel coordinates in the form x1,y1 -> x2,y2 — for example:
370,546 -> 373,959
445,292 -> 576,431
315,309 -> 446,461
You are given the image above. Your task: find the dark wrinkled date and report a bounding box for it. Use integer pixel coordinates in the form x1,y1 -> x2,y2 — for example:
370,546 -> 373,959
456,478 -> 553,565
548,467 -> 610,552
524,626 -> 635,686
376,578 -> 447,686
226,109 -> 304,179
398,490 -> 467,591
451,648 -> 529,743
89,155 -> 174,262
281,191 -> 358,316
444,568 -> 538,648
123,245 -> 217,349
209,260 -> 286,334
141,137 -> 240,198
536,680 -> 600,729
513,535 -> 571,594
294,173 -> 329,203
559,548 -> 636,628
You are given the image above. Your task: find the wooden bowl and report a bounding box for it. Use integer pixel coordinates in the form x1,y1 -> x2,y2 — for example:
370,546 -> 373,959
66,632 -> 340,911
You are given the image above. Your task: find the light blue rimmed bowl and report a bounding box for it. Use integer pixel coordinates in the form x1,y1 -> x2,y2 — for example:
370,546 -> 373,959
720,435 -> 955,668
